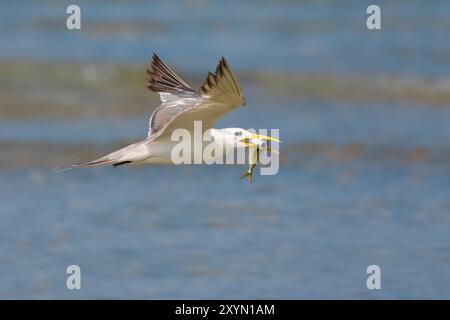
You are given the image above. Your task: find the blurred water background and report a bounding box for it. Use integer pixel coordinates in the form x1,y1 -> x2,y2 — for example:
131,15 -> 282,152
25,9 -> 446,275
0,0 -> 450,299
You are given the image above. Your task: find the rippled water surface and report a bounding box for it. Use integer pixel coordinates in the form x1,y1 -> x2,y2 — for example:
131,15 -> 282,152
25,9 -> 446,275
0,0 -> 450,299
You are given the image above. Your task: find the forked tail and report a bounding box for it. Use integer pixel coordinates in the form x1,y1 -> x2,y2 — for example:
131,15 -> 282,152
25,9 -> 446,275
54,157 -> 123,172
54,141 -> 147,172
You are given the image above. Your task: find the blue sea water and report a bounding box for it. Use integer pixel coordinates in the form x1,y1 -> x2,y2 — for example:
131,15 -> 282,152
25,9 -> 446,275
0,0 -> 449,299
1,0 -> 450,76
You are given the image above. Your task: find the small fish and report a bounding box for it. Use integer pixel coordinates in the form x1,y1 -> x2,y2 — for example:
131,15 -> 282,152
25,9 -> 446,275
240,147 -> 260,184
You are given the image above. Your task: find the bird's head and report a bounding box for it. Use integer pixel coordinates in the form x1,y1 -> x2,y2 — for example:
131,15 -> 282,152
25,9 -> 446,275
219,128 -> 280,153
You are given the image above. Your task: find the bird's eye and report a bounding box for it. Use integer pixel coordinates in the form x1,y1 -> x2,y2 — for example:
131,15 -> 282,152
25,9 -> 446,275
234,131 -> 242,136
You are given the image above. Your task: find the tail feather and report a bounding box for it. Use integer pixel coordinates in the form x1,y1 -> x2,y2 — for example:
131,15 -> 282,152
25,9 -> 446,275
54,141 -> 147,172
54,157 -> 118,172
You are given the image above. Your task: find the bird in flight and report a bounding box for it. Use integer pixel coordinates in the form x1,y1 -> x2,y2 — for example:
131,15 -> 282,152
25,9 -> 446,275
60,53 -> 279,181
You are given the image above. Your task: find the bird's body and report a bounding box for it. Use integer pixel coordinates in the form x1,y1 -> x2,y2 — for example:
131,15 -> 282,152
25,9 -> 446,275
60,53 -> 278,178
88,129 -> 252,166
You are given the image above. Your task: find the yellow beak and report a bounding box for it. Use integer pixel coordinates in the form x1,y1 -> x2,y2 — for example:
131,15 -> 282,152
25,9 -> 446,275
239,134 -> 281,154
248,134 -> 281,143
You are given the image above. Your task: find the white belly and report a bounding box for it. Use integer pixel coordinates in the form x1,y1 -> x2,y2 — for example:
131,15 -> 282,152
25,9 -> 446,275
135,136 -> 247,165
137,137 -> 175,164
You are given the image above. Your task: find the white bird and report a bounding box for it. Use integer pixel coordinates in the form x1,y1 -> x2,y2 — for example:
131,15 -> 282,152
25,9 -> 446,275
60,53 -> 278,177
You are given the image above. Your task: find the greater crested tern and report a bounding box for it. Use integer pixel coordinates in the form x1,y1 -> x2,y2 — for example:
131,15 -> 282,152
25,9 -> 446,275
60,53 -> 278,175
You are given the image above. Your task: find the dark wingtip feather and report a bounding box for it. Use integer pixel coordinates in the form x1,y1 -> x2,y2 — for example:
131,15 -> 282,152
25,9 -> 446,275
198,56 -> 245,105
146,53 -> 195,94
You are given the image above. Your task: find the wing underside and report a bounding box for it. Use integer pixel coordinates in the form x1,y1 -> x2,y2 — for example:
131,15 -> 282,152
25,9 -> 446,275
146,54 -> 245,139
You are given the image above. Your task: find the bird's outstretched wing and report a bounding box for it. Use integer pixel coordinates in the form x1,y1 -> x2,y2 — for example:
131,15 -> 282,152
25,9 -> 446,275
146,53 -> 245,139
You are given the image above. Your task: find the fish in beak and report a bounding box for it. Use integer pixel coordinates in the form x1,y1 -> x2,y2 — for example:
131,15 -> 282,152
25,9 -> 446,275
239,134 -> 280,183
239,133 -> 281,154
240,147 -> 260,184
